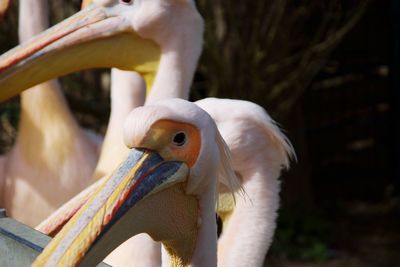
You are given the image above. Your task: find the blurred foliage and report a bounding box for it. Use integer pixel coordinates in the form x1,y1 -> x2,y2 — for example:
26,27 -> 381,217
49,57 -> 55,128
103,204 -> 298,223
269,208 -> 332,262
195,0 -> 368,120
0,0 -> 369,135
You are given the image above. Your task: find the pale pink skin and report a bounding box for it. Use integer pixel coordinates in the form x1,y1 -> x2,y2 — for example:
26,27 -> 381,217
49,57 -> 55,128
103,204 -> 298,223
0,0 -> 100,227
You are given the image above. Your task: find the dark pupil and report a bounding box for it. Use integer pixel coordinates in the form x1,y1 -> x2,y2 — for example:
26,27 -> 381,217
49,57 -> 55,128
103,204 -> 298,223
121,0 -> 131,3
173,133 -> 186,146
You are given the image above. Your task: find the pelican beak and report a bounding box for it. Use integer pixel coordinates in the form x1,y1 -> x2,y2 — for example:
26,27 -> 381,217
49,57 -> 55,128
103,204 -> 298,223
32,148 -> 188,267
0,4 -> 160,101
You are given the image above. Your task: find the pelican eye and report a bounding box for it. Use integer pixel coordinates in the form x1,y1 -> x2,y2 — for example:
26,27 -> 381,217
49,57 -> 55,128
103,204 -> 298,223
173,132 -> 186,146
120,0 -> 133,4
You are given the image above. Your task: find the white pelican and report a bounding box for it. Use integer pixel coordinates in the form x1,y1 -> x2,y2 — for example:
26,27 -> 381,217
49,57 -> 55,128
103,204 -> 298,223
0,0 -> 204,104
32,98 -> 241,267
104,98 -> 294,267
0,0 -> 100,227
37,98 -> 294,266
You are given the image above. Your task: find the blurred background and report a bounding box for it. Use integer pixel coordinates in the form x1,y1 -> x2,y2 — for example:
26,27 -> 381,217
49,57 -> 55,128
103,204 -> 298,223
0,0 -> 398,266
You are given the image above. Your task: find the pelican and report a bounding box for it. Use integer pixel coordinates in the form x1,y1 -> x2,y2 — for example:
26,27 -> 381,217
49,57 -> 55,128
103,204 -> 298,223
103,98 -> 294,267
0,0 -> 204,104
37,97 -> 294,266
197,98 -> 294,266
0,0 -> 100,227
33,98 -> 241,267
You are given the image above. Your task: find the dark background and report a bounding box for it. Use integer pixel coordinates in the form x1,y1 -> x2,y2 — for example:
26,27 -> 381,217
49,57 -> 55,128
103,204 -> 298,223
0,0 -> 398,266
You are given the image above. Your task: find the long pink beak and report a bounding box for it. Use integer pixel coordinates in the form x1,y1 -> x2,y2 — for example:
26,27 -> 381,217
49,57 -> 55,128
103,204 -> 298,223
0,3 -> 160,101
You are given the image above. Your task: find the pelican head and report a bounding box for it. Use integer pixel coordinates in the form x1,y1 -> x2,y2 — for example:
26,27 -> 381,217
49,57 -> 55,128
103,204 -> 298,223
0,0 -> 203,101
33,99 -> 240,267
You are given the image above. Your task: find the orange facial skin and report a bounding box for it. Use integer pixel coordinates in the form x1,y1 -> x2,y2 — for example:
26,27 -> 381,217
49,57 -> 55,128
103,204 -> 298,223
140,120 -> 202,168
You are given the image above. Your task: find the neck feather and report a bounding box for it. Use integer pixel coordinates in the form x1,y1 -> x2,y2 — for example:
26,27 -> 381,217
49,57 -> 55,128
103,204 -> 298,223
218,166 -> 281,267
19,0 -> 48,43
17,82 -> 81,170
146,16 -> 203,104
